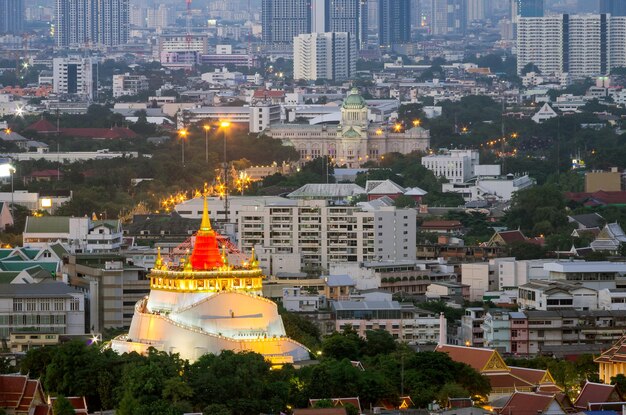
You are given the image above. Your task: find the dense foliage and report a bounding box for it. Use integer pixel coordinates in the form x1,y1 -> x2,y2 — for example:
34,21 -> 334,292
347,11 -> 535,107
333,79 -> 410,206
16,329 -> 491,414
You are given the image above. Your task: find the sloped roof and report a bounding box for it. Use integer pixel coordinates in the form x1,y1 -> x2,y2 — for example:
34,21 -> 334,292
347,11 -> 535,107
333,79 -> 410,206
499,392 -> 561,415
574,382 -> 623,409
309,397 -> 362,412
0,281 -> 76,297
366,179 -> 405,195
48,397 -> 88,414
436,344 -> 508,372
509,366 -> 555,385
595,335 -> 626,363
26,118 -> 57,133
0,261 -> 57,273
569,213 -> 605,229
324,274 -> 355,287
404,187 -> 428,196
421,220 -> 463,229
485,372 -> 533,389
0,375 -> 27,408
24,216 -> 70,234
287,184 -> 365,199
0,271 -> 21,284
493,230 -> 527,244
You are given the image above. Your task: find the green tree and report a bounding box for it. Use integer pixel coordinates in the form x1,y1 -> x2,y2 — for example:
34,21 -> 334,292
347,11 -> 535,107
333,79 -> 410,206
52,396 -> 76,415
364,330 -> 397,356
321,329 -> 365,360
509,241 -> 546,260
394,195 -> 416,208
612,374 -> 626,395
203,404 -> 232,415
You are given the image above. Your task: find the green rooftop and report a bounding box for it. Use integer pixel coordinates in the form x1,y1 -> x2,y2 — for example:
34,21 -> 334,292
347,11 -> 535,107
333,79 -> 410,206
25,217 -> 70,234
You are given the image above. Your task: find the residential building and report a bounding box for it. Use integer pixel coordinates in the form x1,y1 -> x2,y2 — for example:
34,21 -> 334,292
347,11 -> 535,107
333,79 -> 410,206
517,14 -> 626,78
421,149 -> 480,184
333,300 -> 440,344
598,288 -> 626,310
311,0 -> 368,50
237,199 -> 416,271
157,33 -> 209,56
262,0 -> 312,45
431,0 -> 466,36
517,280 -> 598,311
601,0 -> 626,16
517,0 -> 543,17
293,32 -> 357,81
461,307 -> 486,347
462,263 -> 492,301
181,103 -> 281,134
112,73 -> 149,98
264,89 -> 430,168
55,0 -> 129,48
63,254 -> 149,331
282,287 -> 322,312
23,216 -> 123,253
482,310 -> 511,353
442,174 -> 534,202
379,0 -> 411,47
0,0 -> 24,35
542,260 -> 626,291
52,57 -> 98,100
585,168 -> 622,192
0,281 -> 85,348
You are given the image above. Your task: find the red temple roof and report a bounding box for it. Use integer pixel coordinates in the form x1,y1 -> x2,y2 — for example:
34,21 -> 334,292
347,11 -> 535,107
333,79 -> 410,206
189,197 -> 224,270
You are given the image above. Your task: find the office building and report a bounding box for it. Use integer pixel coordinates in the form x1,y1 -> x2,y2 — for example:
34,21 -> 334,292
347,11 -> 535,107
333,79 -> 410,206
112,73 -> 149,98
55,0 -> 129,48
431,0 -> 466,35
601,0 -> 626,16
293,32 -> 357,81
238,199 -> 417,271
0,282 -> 85,348
52,57 -> 98,100
517,0 -> 543,17
379,0 -> 411,46
0,0 -> 24,35
261,0 -> 312,45
311,0 -> 368,49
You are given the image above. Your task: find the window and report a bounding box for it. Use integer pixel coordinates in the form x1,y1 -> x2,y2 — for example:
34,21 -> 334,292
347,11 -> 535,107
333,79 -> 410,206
13,299 -> 22,312
70,299 -> 80,311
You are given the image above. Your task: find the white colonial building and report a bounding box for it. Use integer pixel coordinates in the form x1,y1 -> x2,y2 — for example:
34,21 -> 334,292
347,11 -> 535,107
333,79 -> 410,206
264,89 -> 430,168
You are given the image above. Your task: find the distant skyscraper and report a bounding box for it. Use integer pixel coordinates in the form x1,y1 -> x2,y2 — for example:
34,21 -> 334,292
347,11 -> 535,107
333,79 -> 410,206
55,0 -> 129,47
467,0 -> 486,22
311,0 -> 368,49
517,0 -> 543,17
0,0 -> 24,35
379,0 -> 411,46
261,0 -> 312,45
601,0 -> 626,16
294,32 -> 357,81
431,0 -> 466,35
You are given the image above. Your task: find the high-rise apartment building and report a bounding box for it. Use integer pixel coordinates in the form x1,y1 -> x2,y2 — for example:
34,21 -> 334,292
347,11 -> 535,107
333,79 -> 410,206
517,0 -> 543,17
52,57 -> 98,100
238,200 -> 417,270
294,32 -> 357,81
311,0 -> 368,49
55,0 -> 129,48
517,14 -> 626,79
467,0 -> 485,22
262,0 -> 367,48
601,0 -> 626,16
261,0 -> 312,45
0,0 -> 24,35
379,0 -> 411,46
431,0 -> 466,35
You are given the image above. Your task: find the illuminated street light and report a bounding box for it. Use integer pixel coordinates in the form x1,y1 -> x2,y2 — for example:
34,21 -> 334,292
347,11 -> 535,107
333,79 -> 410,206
220,121 -> 231,223
412,119 -> 421,127
178,129 -> 188,166
203,125 -> 211,164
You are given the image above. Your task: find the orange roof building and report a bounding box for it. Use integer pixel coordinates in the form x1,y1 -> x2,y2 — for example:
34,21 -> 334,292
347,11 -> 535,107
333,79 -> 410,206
595,334 -> 626,383
498,392 -> 566,415
0,375 -> 49,415
574,381 -> 624,410
436,344 -> 560,400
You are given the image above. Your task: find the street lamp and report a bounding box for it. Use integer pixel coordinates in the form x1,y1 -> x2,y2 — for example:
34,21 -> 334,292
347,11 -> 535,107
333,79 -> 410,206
178,128 -> 188,166
220,121 -> 231,224
203,125 -> 211,164
412,119 -> 421,127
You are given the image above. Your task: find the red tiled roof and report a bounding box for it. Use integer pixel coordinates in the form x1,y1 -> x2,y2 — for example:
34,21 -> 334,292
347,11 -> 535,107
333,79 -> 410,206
16,379 -> 38,411
294,409 -> 346,415
33,405 -> 50,415
421,220 -> 463,229
565,191 -> 626,206
485,372 -> 533,389
48,397 -> 88,414
595,336 -> 626,363
574,382 -> 622,409
27,170 -> 63,178
60,127 -> 138,139
309,398 -> 361,412
436,344 -> 499,372
509,366 -> 550,385
26,119 -> 58,133
498,392 -> 559,415
253,89 -> 285,98
497,230 -> 527,243
0,375 -> 28,408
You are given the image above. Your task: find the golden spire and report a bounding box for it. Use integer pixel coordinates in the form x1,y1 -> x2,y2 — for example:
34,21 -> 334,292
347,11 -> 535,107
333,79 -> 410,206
155,247 -> 163,270
199,195 -> 213,232
249,247 -> 258,268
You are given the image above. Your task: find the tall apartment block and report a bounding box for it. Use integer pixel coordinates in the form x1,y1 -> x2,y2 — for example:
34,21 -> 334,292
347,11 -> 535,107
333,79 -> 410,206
0,0 -> 24,35
55,0 -> 129,48
601,0 -> 626,16
294,32 -> 357,81
517,13 -> 626,79
379,0 -> 411,46
262,0 -> 367,49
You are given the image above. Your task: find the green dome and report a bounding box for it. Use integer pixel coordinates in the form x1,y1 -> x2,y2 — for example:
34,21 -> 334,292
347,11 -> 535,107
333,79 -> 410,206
342,88 -> 367,109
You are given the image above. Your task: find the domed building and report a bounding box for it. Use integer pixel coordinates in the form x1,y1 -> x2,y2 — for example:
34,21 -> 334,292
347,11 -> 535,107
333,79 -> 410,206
264,88 -> 430,168
110,197 -> 310,365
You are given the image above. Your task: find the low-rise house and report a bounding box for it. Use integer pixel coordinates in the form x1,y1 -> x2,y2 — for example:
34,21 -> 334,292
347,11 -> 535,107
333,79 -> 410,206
420,220 -> 463,234
517,280 -> 598,311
